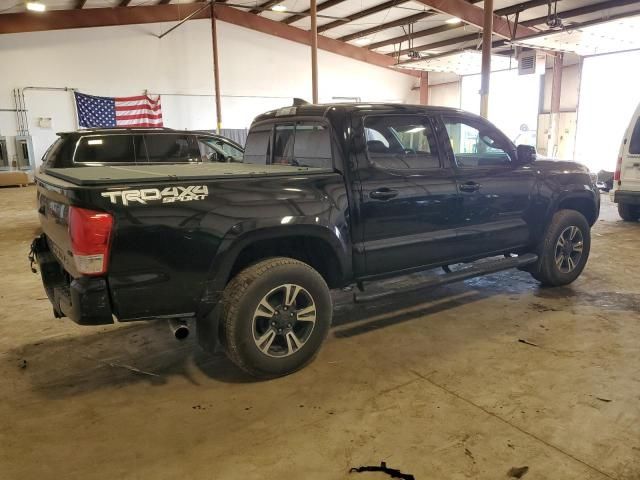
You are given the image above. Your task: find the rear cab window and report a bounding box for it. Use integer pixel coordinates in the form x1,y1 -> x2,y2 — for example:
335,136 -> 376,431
244,121 -> 333,169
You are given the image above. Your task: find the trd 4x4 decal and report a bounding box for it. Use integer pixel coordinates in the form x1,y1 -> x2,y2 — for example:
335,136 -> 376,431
101,186 -> 208,206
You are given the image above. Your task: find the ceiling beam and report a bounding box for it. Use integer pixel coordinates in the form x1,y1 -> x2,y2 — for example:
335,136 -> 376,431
412,0 -> 537,39
283,0 -> 346,25
398,0 -> 640,65
0,2 -> 418,76
318,0 -> 412,33
399,0 -> 640,62
213,4 -> 417,75
338,11 -> 435,42
249,0 -> 281,15
375,0 -> 547,55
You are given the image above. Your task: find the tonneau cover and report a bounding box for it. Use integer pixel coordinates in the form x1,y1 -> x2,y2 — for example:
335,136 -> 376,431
43,163 -> 331,186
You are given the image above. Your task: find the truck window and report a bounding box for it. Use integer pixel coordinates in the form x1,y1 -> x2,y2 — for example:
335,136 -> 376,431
293,123 -> 332,168
41,138 -> 64,168
443,118 -> 512,168
629,119 -> 640,155
244,125 -> 272,164
144,134 -> 200,163
75,135 -> 135,164
273,124 -> 295,165
364,116 -> 440,170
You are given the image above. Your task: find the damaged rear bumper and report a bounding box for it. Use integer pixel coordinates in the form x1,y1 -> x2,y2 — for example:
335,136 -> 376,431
31,234 -> 114,325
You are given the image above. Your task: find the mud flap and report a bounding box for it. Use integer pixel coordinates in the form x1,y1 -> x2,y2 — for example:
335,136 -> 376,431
196,303 -> 223,354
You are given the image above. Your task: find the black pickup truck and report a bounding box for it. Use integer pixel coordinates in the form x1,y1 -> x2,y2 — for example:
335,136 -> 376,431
31,104 -> 600,378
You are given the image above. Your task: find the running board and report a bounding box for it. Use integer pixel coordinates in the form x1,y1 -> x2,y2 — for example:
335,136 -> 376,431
353,253 -> 538,303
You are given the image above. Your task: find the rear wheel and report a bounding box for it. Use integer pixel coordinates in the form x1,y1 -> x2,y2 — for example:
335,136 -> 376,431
221,257 -> 332,378
528,209 -> 591,286
618,202 -> 640,221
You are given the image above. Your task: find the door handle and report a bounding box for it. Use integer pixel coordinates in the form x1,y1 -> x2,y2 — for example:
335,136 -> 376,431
369,188 -> 399,200
459,182 -> 480,193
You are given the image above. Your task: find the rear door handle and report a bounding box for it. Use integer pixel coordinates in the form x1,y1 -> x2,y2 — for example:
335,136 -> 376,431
369,188 -> 399,200
459,182 -> 480,193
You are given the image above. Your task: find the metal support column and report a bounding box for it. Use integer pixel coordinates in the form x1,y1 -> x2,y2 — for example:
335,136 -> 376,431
479,0 -> 493,118
419,71 -> 429,105
211,2 -> 223,133
548,52 -> 564,157
310,0 -> 319,103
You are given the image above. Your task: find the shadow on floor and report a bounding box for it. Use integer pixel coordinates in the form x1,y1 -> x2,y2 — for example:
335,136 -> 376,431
6,268 -> 568,399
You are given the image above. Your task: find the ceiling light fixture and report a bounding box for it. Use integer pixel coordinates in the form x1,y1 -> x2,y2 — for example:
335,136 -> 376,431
26,1 -> 46,12
445,17 -> 462,24
271,4 -> 288,12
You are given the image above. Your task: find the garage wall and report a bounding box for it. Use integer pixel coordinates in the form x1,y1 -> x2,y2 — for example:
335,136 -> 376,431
0,19 -> 416,167
428,81 -> 461,109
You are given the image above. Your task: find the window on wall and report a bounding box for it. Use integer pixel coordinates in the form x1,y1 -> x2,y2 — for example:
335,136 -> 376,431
364,115 -> 440,170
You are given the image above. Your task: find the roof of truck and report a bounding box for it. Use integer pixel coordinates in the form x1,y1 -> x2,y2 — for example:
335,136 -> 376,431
252,102 -> 467,123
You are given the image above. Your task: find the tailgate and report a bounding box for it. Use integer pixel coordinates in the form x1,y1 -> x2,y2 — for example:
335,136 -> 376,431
36,176 -> 80,276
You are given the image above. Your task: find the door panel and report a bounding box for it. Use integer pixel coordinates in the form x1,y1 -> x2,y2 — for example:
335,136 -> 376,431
353,114 -> 462,277
441,116 -> 536,256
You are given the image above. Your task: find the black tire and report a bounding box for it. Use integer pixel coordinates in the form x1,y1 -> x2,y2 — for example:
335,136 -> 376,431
528,209 -> 591,287
221,257 -> 332,378
618,202 -> 640,222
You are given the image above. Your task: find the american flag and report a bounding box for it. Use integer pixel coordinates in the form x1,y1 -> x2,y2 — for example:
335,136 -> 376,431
74,92 -> 164,128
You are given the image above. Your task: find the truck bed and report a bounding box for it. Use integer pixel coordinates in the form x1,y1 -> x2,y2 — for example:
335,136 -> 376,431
43,163 -> 331,186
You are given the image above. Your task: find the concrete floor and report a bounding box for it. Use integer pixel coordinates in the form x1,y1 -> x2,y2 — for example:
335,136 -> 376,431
1,186 -> 639,480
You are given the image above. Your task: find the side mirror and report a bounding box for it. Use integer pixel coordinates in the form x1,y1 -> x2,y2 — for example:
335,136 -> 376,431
516,144 -> 536,165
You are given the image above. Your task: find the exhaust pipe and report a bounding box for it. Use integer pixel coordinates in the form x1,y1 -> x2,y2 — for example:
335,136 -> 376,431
168,319 -> 190,341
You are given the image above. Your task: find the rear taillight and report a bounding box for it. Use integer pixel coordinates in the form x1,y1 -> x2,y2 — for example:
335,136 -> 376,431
614,156 -> 623,183
69,207 -> 113,275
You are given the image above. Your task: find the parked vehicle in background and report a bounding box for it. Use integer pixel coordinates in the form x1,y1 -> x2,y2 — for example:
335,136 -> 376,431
612,104 -> 640,221
40,128 -> 244,169
31,103 -> 600,378
596,170 -> 614,192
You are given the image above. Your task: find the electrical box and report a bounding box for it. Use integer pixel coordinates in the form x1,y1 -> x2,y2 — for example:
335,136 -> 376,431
14,135 -> 34,170
518,50 -> 546,75
0,137 -> 8,169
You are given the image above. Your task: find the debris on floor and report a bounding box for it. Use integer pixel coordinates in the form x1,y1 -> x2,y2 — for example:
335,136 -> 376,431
350,462 -> 415,480
18,359 -> 27,369
595,397 -> 612,403
518,339 -> 539,347
507,466 -> 529,478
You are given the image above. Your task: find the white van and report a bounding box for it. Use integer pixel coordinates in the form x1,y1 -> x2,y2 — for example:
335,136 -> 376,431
612,104 -> 640,221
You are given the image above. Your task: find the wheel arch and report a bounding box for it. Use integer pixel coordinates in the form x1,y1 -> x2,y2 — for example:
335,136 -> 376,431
556,193 -> 599,226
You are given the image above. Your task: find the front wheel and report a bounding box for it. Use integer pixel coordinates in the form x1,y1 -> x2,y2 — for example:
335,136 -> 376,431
618,202 -> 640,221
221,257 -> 332,378
528,209 -> 591,286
